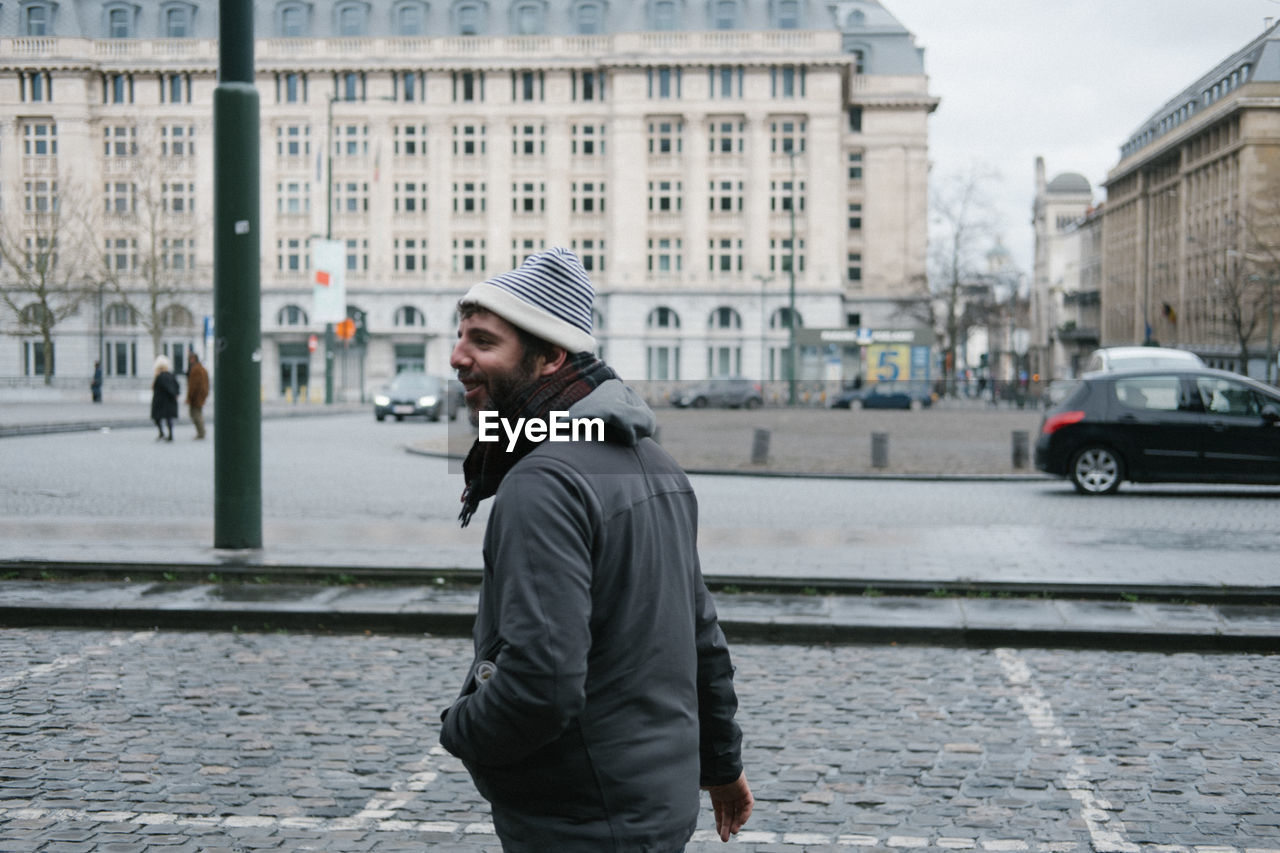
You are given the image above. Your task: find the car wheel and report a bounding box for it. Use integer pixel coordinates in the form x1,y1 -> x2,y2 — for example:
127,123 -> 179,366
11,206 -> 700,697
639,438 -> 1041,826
745,397 -> 761,409
375,413 -> 385,422
1069,445 -> 1123,495
395,415 -> 404,422
692,397 -> 708,409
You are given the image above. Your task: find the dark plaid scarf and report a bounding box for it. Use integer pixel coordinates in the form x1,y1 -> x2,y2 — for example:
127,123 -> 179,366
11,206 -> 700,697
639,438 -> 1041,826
459,352 -> 618,527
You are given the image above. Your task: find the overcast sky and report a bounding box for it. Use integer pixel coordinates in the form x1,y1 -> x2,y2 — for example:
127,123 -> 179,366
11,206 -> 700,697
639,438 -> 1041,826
881,0 -> 1280,272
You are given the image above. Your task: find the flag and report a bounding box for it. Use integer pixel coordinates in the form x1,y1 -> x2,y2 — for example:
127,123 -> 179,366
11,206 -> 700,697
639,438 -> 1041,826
1162,302 -> 1177,325
373,143 -> 381,183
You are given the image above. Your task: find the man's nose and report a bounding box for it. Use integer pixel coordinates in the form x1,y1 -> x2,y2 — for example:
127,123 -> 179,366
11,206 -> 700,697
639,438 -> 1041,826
449,339 -> 468,371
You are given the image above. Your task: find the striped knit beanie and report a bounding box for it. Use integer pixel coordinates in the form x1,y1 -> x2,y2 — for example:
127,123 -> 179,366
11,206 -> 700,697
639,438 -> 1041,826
460,247 -> 596,354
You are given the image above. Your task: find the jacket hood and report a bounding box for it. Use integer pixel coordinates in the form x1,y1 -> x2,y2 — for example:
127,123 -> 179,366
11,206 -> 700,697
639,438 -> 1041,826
567,379 -> 656,447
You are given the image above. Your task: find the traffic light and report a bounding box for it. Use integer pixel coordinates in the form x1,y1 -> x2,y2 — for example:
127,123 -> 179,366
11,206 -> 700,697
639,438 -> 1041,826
352,308 -> 369,346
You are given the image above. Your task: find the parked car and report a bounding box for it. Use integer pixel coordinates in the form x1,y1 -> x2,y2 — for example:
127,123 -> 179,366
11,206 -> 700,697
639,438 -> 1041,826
374,373 -> 458,422
673,378 -> 763,409
1034,367 -> 1280,494
1083,346 -> 1205,373
830,382 -> 932,410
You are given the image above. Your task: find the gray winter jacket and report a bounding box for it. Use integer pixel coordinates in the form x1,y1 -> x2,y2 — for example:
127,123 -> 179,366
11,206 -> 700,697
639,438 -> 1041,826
439,380 -> 744,852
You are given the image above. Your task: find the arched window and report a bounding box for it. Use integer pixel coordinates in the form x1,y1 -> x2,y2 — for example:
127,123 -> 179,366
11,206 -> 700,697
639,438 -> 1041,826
276,1 -> 309,36
19,303 -> 54,326
394,305 -> 426,326
335,1 -> 368,35
709,306 -> 741,330
105,303 -> 137,326
452,0 -> 487,35
511,0 -> 546,34
278,304 -> 309,325
571,0 -> 604,33
769,306 -> 801,329
392,0 -> 426,35
160,2 -> 195,36
649,0 -> 677,30
771,0 -> 799,29
845,9 -> 865,27
160,304 -> 194,327
104,3 -> 135,37
711,0 -> 737,29
646,306 -> 680,329
24,2 -> 54,34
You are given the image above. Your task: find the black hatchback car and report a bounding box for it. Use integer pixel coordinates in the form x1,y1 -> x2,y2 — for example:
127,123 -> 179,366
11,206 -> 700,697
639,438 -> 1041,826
373,373 -> 459,422
1034,367 -> 1280,494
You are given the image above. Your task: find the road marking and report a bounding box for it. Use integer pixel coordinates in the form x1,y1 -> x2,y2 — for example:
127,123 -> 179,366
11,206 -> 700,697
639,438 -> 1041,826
0,630 -> 153,691
996,648 -> 1138,853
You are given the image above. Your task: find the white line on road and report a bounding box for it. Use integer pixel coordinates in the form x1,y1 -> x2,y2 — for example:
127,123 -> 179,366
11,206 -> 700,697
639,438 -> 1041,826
996,647 -> 1138,853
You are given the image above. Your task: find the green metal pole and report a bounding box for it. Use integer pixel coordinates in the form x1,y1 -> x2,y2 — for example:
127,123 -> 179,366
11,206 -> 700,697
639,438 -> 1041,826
325,95 -> 335,405
788,150 -> 798,406
213,0 -> 262,550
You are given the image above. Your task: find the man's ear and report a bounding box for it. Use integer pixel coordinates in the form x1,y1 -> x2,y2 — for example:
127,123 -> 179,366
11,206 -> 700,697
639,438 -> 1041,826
538,346 -> 568,377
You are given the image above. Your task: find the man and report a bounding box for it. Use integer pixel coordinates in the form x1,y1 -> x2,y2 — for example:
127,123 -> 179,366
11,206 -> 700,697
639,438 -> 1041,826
440,248 -> 752,852
91,361 -> 103,403
185,350 -> 209,439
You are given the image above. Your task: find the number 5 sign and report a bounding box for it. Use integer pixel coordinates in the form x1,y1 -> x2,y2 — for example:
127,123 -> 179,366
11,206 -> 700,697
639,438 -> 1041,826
868,344 -> 909,382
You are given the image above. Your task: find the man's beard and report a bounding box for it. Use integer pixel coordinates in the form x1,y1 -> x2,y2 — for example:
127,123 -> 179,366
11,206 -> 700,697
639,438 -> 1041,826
464,359 -> 541,427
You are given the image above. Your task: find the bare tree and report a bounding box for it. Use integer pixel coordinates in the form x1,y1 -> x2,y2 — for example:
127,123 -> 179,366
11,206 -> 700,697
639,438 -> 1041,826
97,127 -> 206,357
0,176 -> 96,384
924,165 -> 1000,395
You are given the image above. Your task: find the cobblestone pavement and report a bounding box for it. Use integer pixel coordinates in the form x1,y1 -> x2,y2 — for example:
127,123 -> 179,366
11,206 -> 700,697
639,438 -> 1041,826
2,629 -> 1278,852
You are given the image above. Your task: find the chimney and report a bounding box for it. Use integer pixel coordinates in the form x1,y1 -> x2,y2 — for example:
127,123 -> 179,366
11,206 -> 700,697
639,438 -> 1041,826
1267,17 -> 1275,30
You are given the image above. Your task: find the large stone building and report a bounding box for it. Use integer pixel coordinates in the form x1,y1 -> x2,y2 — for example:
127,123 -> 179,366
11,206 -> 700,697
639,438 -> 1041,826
1100,20 -> 1280,381
0,0 -> 937,401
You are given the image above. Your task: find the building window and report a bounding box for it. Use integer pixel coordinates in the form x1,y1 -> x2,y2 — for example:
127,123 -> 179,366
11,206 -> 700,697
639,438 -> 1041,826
277,237 -> 309,272
394,181 -> 428,214
164,6 -> 191,37
511,1 -> 545,34
454,1 -> 485,35
394,306 -> 426,327
394,124 -> 428,156
275,125 -> 310,158
848,202 -> 862,231
573,71 -> 605,101
650,0 -> 677,30
104,181 -> 137,215
24,4 -> 51,35
773,0 -> 800,29
453,71 -> 484,102
346,238 -> 368,271
161,125 -> 196,157
453,238 -> 487,274
572,0 -> 603,33
512,182 -> 546,215
23,340 -> 55,377
648,120 -> 683,155
512,124 -> 545,156
647,306 -> 680,329
104,239 -> 138,273
646,346 -> 680,381
770,179 -> 805,213
648,180 -> 683,213
162,73 -> 192,103
276,181 -> 311,214
770,119 -> 806,154
334,181 -> 369,214
162,181 -> 195,215
24,123 -> 57,156
848,105 -> 862,133
103,73 -> 133,104
572,238 -> 606,273
709,66 -> 743,99
279,3 -> 307,36
712,0 -> 738,29
452,182 -> 487,214
162,238 -> 196,272
512,70 -> 544,102
335,124 -> 369,156
769,237 -> 805,274
572,182 -> 606,214
708,118 -> 745,154
394,238 -> 428,273
848,150 -> 863,180
395,2 -> 424,34
648,67 -> 681,99
571,124 -> 605,156
336,3 -> 366,35
847,252 -> 862,282
709,238 -> 743,273
708,180 -> 743,213
102,125 -> 137,157
397,71 -> 425,102
453,123 -> 487,155
336,71 -> 364,101
106,6 -> 132,37
24,180 -> 58,214
771,65 -> 805,98
648,238 -> 683,274
511,237 -> 546,268
21,72 -> 53,103
278,305 -> 309,325
710,306 -> 742,330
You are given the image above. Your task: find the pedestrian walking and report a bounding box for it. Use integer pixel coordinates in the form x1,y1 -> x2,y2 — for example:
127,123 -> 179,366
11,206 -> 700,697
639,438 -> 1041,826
90,361 -> 103,403
439,248 -> 752,853
150,355 -> 179,442
185,350 -> 209,439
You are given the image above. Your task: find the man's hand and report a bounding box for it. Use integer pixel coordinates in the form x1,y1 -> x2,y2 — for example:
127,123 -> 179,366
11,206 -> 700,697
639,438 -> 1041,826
703,771 -> 753,841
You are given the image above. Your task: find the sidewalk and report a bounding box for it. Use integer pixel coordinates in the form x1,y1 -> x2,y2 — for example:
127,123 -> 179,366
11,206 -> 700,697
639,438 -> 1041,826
3,399 -> 1279,650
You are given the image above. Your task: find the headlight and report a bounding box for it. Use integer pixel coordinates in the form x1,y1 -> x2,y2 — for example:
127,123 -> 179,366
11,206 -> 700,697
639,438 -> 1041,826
418,395 -> 438,407
374,395 -> 390,406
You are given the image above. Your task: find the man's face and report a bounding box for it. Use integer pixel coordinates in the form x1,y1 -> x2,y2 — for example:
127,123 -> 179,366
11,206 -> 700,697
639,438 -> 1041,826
450,310 -> 541,424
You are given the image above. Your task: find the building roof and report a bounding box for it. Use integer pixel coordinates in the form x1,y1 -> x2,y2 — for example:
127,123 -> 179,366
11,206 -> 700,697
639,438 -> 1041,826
1046,172 -> 1092,195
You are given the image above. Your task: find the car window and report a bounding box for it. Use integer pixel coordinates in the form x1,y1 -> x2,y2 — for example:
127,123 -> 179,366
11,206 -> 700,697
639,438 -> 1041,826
1112,376 -> 1184,412
1197,377 -> 1261,416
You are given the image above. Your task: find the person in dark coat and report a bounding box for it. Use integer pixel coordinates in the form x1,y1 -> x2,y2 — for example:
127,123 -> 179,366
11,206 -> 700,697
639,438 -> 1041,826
91,361 -> 103,403
150,355 -> 180,442
185,350 -> 209,439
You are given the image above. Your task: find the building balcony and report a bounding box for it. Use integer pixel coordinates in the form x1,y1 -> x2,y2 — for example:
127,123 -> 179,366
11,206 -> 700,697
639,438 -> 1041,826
21,156 -> 57,176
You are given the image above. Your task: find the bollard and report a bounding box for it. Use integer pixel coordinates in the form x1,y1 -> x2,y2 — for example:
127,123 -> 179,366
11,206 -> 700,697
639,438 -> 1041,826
751,428 -> 771,465
1011,430 -> 1029,469
871,431 -> 889,469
